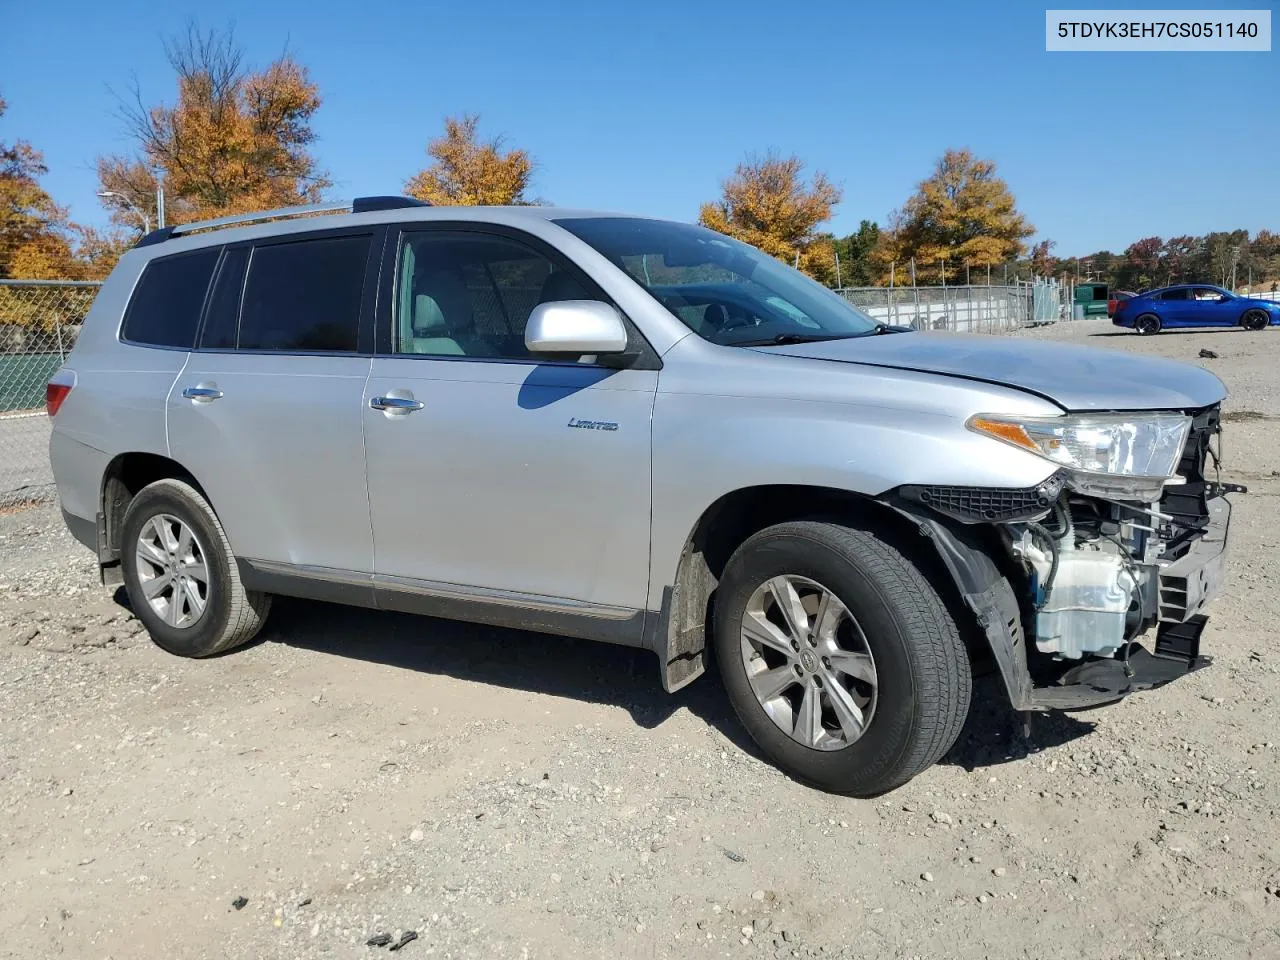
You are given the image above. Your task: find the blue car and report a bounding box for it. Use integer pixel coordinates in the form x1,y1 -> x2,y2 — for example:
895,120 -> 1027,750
1111,284 -> 1280,335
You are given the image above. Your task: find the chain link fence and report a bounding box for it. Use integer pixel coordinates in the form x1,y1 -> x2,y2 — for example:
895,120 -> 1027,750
0,274 -> 1070,511
1,280 -> 98,509
838,279 -> 1068,333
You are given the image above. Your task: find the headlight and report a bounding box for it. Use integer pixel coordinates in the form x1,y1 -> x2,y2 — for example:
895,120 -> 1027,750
968,412 -> 1191,495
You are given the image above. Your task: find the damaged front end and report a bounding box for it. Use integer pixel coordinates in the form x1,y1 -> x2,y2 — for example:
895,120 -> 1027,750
889,403 -> 1240,711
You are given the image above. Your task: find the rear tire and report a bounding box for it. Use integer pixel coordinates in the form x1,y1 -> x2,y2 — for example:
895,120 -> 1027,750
1242,309 -> 1270,331
713,521 -> 971,796
1134,314 -> 1161,336
120,478 -> 271,658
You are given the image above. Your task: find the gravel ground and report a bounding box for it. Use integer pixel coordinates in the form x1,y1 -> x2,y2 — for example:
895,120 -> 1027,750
0,412 -> 53,508
2,320 -> 1278,960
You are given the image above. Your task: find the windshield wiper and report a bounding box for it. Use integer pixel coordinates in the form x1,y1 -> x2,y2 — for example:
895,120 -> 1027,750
735,333 -> 852,347
852,322 -> 911,337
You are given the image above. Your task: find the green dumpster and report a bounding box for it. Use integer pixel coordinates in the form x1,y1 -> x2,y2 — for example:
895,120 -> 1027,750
1073,282 -> 1111,319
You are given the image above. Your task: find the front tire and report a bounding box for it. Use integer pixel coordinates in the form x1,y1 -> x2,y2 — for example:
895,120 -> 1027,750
1242,308 -> 1270,331
1134,314 -> 1161,336
713,521 -> 971,796
120,478 -> 271,658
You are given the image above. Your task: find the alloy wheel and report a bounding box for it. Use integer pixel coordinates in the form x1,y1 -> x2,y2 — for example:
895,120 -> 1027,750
134,514 -> 210,629
739,575 -> 878,751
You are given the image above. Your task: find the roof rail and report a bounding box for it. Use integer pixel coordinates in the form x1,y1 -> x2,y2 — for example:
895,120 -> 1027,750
134,195 -> 431,248
352,195 -> 431,213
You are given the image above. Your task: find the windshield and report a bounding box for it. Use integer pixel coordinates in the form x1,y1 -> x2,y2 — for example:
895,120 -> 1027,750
553,217 -> 879,345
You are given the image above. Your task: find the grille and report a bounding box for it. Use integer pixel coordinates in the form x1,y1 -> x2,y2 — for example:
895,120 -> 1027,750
899,473 -> 1064,523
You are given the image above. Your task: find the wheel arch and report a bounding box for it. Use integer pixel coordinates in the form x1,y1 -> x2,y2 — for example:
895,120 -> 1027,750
648,484 -> 994,692
98,452 -> 215,583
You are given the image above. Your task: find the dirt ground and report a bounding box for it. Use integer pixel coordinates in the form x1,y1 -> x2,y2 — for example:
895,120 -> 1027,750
2,319 -> 1277,960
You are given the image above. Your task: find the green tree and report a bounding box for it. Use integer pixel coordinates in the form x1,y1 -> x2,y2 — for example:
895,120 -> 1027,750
875,148 -> 1034,283
829,220 -> 880,286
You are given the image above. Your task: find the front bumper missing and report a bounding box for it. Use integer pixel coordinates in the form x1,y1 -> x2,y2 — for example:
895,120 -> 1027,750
892,493 -> 1233,713
1157,496 -> 1230,623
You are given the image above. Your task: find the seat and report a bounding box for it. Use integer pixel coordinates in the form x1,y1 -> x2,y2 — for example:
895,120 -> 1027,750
399,267 -> 486,356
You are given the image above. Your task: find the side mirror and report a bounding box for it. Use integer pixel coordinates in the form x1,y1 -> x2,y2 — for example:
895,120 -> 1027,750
525,300 -> 628,355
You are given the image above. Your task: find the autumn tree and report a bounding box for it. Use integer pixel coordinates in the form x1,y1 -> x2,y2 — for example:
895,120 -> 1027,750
875,148 -> 1034,283
1028,239 -> 1057,277
97,24 -> 330,231
404,114 -> 535,206
699,153 -> 842,282
0,95 -> 80,279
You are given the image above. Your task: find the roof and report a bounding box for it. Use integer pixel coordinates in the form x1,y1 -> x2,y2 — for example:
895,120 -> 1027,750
129,195 -> 666,259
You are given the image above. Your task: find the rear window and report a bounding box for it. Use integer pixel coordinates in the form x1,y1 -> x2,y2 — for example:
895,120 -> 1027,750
199,247 -> 250,350
237,235 -> 371,353
1159,289 -> 1189,301
121,249 -> 220,348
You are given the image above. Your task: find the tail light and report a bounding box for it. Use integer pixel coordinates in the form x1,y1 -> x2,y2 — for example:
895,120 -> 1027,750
46,381 -> 72,417
1107,299 -> 1119,316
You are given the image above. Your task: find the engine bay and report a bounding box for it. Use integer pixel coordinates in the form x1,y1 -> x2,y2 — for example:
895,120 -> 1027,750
1006,403 -> 1234,661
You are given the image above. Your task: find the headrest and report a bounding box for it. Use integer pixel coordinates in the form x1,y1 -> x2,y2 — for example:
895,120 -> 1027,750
537,270 -> 590,304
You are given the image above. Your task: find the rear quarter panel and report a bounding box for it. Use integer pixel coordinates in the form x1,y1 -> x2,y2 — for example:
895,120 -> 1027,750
49,249 -> 185,520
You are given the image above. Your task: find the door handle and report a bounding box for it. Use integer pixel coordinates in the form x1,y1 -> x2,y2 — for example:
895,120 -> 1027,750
370,395 -> 424,412
182,385 -> 223,402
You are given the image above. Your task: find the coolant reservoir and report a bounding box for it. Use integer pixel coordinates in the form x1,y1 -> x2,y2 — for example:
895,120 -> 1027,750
1035,546 -> 1133,659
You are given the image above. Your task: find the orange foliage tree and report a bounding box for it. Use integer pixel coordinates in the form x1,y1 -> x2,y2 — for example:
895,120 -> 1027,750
698,153 -> 842,283
404,114 -> 535,206
0,95 -> 81,279
873,148 -> 1034,283
97,25 -> 331,232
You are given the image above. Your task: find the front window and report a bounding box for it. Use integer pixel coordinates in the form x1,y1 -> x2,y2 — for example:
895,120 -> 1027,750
554,217 -> 879,345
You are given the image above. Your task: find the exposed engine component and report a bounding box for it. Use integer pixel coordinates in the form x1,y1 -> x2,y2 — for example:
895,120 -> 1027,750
1013,499 -> 1151,659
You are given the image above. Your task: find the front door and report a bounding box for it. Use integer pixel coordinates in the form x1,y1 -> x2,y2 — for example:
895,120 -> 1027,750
169,230 -> 381,574
362,226 -> 658,614
1189,286 -> 1236,325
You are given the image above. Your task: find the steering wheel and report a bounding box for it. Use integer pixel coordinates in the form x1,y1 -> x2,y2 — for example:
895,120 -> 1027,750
706,303 -> 755,331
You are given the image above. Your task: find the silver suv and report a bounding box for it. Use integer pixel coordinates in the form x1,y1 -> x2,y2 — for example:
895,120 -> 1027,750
48,197 -> 1237,795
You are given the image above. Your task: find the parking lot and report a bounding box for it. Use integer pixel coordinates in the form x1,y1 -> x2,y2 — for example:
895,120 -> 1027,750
1,319 -> 1277,960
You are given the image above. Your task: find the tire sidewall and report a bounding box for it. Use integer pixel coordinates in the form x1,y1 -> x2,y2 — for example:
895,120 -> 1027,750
713,530 -> 923,793
120,484 -> 235,657
1135,314 -> 1161,335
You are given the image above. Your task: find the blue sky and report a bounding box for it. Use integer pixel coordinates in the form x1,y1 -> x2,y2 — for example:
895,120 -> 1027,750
2,0 -> 1276,255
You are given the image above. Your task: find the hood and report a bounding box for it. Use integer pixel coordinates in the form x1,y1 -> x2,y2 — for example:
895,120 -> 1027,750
756,331 -> 1227,412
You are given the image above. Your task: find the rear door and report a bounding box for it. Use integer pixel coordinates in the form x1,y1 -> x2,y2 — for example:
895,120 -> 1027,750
361,224 -> 659,615
1156,287 -> 1192,326
168,228 -> 382,576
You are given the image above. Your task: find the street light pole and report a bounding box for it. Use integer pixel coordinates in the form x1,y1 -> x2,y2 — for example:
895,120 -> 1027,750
97,191 -> 151,234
